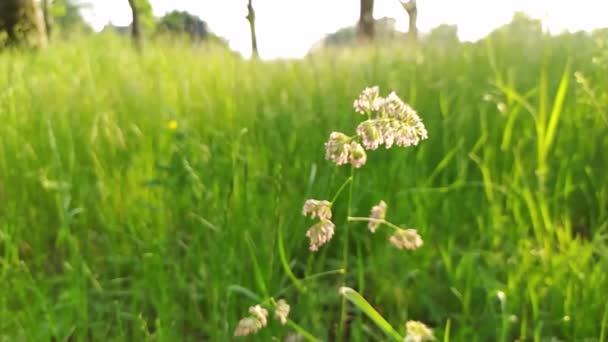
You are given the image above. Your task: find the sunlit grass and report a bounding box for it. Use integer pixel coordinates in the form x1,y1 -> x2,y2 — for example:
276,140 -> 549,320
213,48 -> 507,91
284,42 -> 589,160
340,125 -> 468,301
0,33 -> 607,341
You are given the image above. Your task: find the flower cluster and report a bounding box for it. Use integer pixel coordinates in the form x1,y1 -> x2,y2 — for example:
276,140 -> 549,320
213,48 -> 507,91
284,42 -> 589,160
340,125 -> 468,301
353,86 -> 383,114
389,228 -> 423,250
274,299 -> 290,325
403,320 -> 434,342
324,132 -> 367,168
368,200 -> 387,233
325,87 -> 427,168
357,91 -> 428,150
363,200 -> 423,250
234,300 -> 291,337
302,199 -> 335,251
234,305 -> 268,336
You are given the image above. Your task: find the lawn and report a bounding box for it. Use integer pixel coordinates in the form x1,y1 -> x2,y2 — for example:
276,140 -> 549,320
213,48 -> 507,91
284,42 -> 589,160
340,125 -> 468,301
1,31 -> 607,341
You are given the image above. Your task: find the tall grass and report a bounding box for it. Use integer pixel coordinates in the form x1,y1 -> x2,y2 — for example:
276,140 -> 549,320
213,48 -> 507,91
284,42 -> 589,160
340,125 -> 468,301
0,31 -> 607,341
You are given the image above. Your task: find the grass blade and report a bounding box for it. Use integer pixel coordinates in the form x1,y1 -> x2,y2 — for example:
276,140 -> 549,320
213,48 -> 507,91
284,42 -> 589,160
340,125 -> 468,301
339,287 -> 403,341
277,222 -> 307,294
245,233 -> 269,298
544,62 -> 570,154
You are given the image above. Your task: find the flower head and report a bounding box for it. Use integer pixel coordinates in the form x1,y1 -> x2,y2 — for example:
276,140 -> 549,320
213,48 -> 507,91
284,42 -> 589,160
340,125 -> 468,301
274,299 -> 290,325
389,228 -> 423,250
353,86 -> 382,114
394,112 -> 428,148
167,119 -> 178,131
325,132 -> 352,166
302,199 -> 332,220
354,91 -> 427,151
306,219 -> 335,251
404,320 -> 434,342
356,120 -> 383,150
349,141 -> 367,168
368,200 -> 387,233
234,304 -> 269,337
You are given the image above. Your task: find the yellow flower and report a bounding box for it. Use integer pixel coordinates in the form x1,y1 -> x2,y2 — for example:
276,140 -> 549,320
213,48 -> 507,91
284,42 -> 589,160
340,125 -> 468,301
167,120 -> 178,130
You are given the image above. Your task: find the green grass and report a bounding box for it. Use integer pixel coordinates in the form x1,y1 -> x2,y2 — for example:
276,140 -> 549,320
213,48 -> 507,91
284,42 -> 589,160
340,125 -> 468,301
1,31 -> 607,341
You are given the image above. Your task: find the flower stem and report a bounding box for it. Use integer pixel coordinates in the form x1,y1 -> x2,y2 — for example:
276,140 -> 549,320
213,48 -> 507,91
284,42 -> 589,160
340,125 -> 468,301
331,175 -> 353,204
337,166 -> 355,341
272,268 -> 346,298
347,216 -> 403,231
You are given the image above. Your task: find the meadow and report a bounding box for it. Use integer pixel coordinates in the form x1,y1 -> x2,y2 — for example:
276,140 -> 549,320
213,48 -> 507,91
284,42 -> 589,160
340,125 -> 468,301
1,30 -> 607,341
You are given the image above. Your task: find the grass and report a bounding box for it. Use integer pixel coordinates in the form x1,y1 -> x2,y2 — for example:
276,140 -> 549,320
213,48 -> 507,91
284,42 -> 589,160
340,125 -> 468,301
0,30 -> 607,341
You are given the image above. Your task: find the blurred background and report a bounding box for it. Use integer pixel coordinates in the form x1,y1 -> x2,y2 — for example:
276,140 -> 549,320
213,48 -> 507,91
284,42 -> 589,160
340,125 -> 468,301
1,1 -> 608,341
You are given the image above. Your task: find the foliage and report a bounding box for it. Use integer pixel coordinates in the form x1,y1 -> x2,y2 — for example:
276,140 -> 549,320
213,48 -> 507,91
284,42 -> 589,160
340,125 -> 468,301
51,0 -> 93,35
0,27 -> 607,341
155,10 -> 228,48
318,17 -> 403,48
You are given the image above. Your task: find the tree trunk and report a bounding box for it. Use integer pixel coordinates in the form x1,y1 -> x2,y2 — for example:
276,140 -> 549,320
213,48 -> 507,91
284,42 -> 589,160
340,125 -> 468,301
401,0 -> 418,44
358,0 -> 374,42
246,0 -> 259,58
42,0 -> 52,39
127,0 -> 141,49
0,0 -> 47,48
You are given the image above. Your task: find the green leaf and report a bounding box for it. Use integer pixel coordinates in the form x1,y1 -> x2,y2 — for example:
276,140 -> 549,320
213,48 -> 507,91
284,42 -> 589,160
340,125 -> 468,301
245,233 -> 269,298
227,285 -> 262,302
339,287 -> 403,341
277,223 -> 307,293
544,62 -> 570,154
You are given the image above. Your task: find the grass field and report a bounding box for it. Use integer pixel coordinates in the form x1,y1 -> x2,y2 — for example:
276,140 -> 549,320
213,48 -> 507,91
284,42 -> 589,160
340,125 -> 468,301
1,30 -> 608,341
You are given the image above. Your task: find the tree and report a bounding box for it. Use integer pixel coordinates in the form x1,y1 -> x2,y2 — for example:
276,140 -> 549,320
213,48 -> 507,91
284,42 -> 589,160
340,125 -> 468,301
42,0 -> 52,39
0,0 -> 47,48
245,0 -> 259,58
155,10 -> 229,48
51,0 -> 93,35
127,0 -> 141,48
400,0 -> 417,44
358,0 -> 374,41
157,10 -> 207,40
320,17 -> 400,48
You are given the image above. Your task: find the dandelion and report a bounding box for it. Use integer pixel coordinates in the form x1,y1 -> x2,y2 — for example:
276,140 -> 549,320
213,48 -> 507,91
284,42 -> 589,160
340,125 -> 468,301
353,86 -> 382,114
275,299 -> 290,325
349,141 -> 367,168
389,228 -> 423,250
167,119 -> 178,131
368,200 -> 387,233
234,304 -> 269,336
404,320 -> 434,342
302,199 -> 332,220
324,132 -> 352,166
306,219 -> 336,251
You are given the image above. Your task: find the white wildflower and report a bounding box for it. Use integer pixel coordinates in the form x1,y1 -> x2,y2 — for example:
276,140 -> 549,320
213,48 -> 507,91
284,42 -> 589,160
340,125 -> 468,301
353,86 -> 382,114
349,141 -> 367,168
306,219 -> 335,251
389,228 -> 423,250
302,199 -> 332,220
496,291 -> 506,304
274,299 -> 290,325
355,91 -> 427,150
356,120 -> 383,150
404,320 -> 434,342
324,132 -> 352,166
234,304 -> 269,337
368,200 -> 387,233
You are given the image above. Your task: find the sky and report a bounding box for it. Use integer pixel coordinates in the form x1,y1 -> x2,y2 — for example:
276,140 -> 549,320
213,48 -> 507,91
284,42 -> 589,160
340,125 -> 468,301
82,0 -> 608,59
